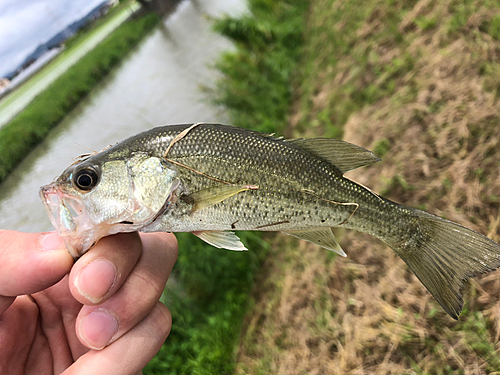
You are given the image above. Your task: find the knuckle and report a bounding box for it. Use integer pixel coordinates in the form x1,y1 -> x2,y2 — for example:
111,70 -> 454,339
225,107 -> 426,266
130,268 -> 164,302
139,233 -> 178,273
99,232 -> 142,255
153,302 -> 172,337
154,232 -> 179,263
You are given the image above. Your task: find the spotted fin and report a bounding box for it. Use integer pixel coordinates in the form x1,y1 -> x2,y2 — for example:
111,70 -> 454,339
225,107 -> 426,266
289,138 -> 380,175
194,230 -> 248,251
283,227 -> 346,257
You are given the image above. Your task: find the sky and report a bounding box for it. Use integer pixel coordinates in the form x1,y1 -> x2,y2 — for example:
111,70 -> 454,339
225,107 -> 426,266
0,0 -> 105,77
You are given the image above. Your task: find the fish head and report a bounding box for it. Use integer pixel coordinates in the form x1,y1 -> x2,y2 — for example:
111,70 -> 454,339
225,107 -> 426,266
40,152 -> 179,258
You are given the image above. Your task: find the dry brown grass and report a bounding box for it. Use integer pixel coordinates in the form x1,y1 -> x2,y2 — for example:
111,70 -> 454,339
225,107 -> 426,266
235,0 -> 500,374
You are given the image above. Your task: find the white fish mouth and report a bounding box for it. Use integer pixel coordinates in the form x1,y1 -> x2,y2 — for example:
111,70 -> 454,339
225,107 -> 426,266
40,185 -> 101,258
39,165 -> 181,258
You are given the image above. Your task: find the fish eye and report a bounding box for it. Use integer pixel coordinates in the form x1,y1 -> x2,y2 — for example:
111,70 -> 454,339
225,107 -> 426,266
73,167 -> 99,191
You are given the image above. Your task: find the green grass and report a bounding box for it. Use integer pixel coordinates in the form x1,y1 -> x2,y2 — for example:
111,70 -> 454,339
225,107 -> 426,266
144,0 -> 308,373
213,0 -> 307,134
63,0 -> 136,50
145,232 -> 270,375
295,0 -> 419,139
0,11 -> 160,184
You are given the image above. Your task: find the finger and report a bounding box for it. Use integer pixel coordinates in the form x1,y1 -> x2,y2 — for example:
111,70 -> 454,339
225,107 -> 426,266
0,296 -> 40,373
76,232 -> 177,350
31,276 -> 84,373
69,232 -> 143,305
0,296 -> 15,316
63,302 -> 171,375
25,315 -> 55,375
0,230 -> 73,301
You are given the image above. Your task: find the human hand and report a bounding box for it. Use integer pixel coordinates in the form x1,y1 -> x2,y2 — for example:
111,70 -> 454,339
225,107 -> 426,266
0,230 -> 178,375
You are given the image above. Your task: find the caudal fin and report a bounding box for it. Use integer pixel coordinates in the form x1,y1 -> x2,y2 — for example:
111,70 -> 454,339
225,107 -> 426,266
385,209 -> 500,319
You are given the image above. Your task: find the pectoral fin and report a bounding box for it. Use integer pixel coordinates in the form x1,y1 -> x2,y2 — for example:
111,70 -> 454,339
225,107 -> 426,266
283,227 -> 346,257
187,184 -> 258,212
194,230 -> 248,251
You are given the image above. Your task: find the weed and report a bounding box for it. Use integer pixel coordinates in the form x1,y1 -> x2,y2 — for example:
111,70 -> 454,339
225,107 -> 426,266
213,0 -> 307,135
416,15 -> 437,31
373,138 -> 392,158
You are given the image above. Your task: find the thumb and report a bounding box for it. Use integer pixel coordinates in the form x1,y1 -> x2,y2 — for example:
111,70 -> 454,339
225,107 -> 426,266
0,230 -> 73,298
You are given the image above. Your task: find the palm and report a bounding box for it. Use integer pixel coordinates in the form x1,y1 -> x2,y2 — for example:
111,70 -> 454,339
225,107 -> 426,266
4,276 -> 86,374
0,231 -> 177,375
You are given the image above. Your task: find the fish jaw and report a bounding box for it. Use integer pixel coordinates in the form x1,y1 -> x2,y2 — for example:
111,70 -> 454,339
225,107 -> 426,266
39,156 -> 181,258
39,184 -> 109,258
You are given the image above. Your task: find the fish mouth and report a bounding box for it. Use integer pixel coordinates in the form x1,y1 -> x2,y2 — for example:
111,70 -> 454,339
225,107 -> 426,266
40,185 -> 100,258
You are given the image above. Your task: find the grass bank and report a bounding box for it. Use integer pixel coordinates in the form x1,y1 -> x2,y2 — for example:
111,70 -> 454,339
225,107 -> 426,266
143,1 -> 307,374
233,0 -> 500,374
0,10 -> 160,184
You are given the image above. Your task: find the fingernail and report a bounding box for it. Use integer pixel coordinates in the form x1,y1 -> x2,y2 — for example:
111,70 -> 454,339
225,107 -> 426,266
75,260 -> 117,304
39,232 -> 66,251
79,309 -> 119,350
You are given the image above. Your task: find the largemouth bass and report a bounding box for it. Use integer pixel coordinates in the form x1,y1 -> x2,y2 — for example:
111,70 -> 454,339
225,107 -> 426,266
40,123 -> 500,319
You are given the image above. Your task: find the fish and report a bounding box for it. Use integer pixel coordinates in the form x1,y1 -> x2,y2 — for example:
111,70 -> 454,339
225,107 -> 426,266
40,122 -> 500,319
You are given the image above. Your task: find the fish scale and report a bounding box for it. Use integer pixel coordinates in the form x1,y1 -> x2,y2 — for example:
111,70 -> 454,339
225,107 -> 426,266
128,125 -> 359,231
40,123 -> 500,319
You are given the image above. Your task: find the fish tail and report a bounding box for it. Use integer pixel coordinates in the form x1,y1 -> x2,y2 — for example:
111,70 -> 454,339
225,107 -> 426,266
383,208 -> 500,319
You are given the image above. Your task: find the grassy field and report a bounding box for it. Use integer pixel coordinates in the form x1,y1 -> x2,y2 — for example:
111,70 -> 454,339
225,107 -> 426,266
0,8 -> 160,184
228,0 -> 500,374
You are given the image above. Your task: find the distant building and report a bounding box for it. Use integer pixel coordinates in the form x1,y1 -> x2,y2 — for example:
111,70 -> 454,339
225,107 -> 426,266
0,78 -> 10,89
0,78 -> 10,94
4,0 -> 119,88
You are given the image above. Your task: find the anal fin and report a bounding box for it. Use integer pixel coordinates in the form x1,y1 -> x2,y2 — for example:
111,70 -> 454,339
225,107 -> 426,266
194,230 -> 248,251
283,227 -> 346,257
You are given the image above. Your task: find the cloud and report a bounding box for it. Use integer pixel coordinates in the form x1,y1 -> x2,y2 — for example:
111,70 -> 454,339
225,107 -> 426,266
0,0 -> 105,77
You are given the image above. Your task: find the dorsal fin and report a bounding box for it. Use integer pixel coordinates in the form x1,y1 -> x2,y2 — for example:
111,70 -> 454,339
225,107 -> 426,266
289,138 -> 380,174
